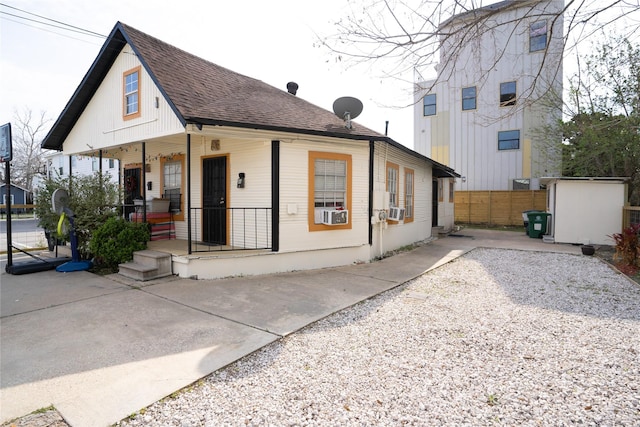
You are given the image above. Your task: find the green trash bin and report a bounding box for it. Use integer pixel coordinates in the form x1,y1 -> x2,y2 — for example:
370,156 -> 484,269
527,211 -> 550,238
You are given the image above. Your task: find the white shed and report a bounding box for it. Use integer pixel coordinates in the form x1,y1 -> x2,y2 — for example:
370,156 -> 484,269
542,177 -> 628,245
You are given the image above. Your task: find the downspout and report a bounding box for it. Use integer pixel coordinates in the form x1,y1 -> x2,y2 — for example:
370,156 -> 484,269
187,133 -> 192,254
271,140 -> 280,252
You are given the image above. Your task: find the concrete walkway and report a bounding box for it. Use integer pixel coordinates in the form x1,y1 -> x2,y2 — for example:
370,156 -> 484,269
0,229 -> 582,426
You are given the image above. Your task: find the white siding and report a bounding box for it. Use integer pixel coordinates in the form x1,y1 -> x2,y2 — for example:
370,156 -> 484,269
370,141 -> 433,258
279,139 -> 369,253
63,44 -> 184,155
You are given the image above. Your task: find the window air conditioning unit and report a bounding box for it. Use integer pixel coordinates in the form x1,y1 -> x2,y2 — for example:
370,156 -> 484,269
388,207 -> 405,221
321,209 -> 348,225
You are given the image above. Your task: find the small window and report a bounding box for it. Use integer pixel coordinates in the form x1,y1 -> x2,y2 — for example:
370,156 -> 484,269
498,130 -> 520,150
92,157 -> 98,171
423,94 -> 436,116
438,179 -> 443,202
387,162 -> 399,208
123,66 -> 141,120
500,81 -> 516,106
530,21 -> 547,52
308,151 -> 352,231
109,158 -> 115,169
404,168 -> 414,222
462,86 -> 476,110
449,180 -> 455,202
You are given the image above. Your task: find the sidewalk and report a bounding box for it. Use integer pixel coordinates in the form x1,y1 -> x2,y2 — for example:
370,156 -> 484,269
0,229 -> 581,426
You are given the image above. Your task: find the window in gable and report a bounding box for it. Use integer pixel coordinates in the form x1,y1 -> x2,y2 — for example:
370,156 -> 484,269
462,86 -> 476,110
308,151 -> 352,231
423,94 -> 436,116
123,66 -> 141,120
500,81 -> 516,107
404,168 -> 414,223
498,130 -> 520,150
530,21 -> 547,52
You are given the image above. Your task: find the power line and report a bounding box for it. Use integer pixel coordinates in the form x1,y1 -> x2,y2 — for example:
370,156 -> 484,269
0,2 -> 106,38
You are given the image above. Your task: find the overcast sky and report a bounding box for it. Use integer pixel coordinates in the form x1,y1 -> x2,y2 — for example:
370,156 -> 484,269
0,0 -> 418,149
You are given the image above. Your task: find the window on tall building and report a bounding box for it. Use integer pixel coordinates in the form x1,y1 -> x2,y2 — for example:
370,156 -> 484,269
500,81 -> 517,106
530,21 -> 547,52
462,86 -> 476,110
123,66 -> 141,120
423,94 -> 436,116
498,130 -> 520,150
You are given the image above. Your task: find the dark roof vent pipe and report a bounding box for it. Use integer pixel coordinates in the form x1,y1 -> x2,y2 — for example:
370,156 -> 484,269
286,82 -> 299,95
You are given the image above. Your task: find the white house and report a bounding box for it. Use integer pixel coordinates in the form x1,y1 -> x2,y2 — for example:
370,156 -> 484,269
41,22 -> 458,279
414,0 -> 564,192
45,151 -> 119,182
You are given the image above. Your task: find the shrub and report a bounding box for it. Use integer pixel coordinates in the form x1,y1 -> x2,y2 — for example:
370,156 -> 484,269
611,223 -> 640,271
89,217 -> 150,268
35,173 -> 121,258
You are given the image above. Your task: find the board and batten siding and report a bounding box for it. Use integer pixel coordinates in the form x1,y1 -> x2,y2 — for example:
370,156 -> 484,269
414,0 -> 563,191
278,139 -> 370,253
63,44 -> 184,155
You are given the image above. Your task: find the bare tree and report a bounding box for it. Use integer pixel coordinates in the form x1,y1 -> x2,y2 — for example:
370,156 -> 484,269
10,108 -> 50,191
321,0 -> 640,100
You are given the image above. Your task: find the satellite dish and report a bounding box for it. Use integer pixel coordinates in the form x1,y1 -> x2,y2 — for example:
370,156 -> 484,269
333,96 -> 363,129
51,188 -> 70,215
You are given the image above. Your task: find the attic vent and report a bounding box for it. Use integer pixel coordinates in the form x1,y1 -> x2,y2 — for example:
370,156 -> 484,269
287,82 -> 299,95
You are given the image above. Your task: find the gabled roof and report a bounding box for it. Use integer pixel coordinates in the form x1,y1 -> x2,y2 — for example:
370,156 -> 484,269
440,0 -> 540,29
41,22 -> 459,178
41,22 -> 386,151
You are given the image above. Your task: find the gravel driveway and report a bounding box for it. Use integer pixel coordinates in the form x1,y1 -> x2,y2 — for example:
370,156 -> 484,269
118,248 -> 640,426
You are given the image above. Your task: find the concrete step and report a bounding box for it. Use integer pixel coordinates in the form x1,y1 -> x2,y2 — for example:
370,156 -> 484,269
118,250 -> 172,281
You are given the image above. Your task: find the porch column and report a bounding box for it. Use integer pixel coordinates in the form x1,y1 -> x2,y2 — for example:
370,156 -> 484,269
142,142 -> 147,223
271,140 -> 280,252
368,140 -> 374,246
99,149 -> 103,174
187,133 -> 192,254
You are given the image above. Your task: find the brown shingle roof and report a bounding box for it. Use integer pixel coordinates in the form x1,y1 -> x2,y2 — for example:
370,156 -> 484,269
42,22 -> 384,151
122,22 -> 383,137
41,22 -> 458,178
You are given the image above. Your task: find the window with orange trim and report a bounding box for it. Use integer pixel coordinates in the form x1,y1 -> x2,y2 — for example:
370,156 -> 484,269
123,66 -> 141,120
386,162 -> 399,208
160,154 -> 184,221
308,151 -> 352,231
404,168 -> 414,223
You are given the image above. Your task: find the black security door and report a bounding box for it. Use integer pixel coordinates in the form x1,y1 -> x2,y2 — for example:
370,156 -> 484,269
124,167 -> 141,219
202,156 -> 227,245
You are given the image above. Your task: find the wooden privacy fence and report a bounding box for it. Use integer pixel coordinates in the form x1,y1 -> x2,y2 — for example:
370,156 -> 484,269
454,190 -> 547,226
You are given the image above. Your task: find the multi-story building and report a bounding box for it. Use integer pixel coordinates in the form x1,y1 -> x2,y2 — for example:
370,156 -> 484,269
414,0 -> 564,191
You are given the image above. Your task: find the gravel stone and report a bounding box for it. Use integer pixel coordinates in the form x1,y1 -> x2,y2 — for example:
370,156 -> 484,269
117,248 -> 640,426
